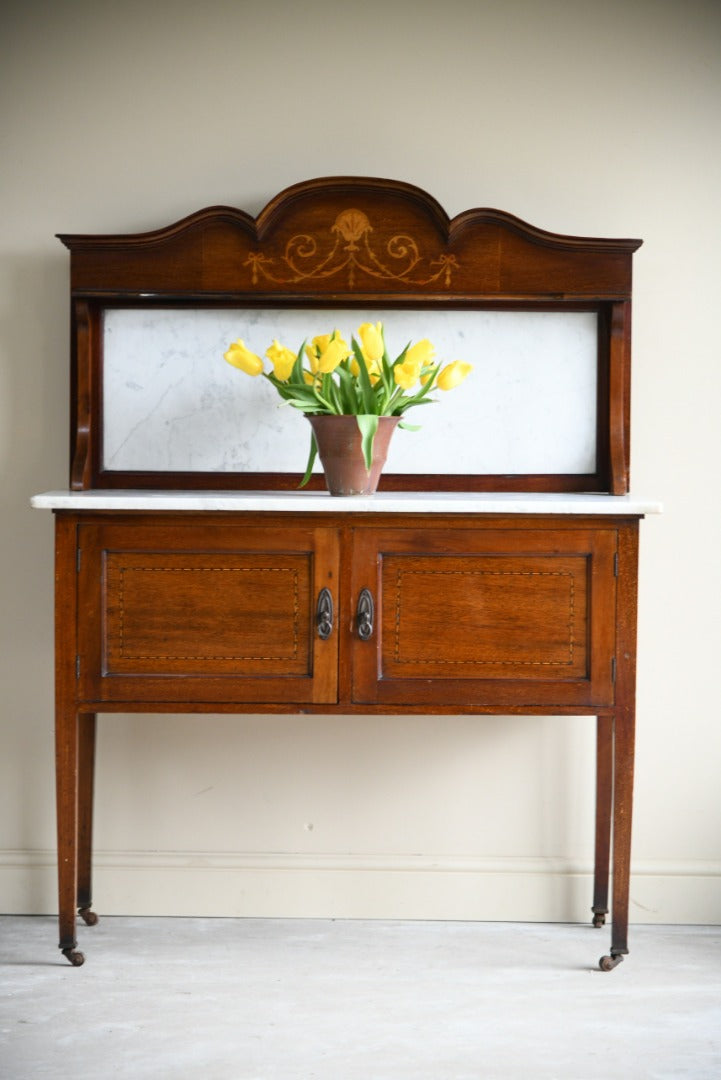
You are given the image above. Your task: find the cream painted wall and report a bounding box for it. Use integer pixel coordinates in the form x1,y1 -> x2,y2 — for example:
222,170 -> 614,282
1,0 -> 720,924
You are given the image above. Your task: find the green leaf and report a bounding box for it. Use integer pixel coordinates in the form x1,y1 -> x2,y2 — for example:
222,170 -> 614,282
384,386 -> 406,414
379,327 -> 394,398
414,366 -> 440,399
356,414 -> 379,472
263,374 -> 312,404
351,339 -> 377,414
291,339 -> 307,384
398,420 -> 421,431
285,398 -> 324,413
311,385 -> 336,412
298,432 -> 318,488
336,364 -> 357,413
392,370 -> 440,413
326,373 -> 344,414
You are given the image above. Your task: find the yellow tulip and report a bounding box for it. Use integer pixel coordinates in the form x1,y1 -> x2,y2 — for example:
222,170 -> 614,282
304,343 -> 320,374
265,339 -> 296,382
437,360 -> 472,391
317,335 -> 350,374
334,333 -> 351,355
224,339 -> 264,376
405,338 -> 435,369
305,332 -> 350,375
351,353 -> 381,383
394,357 -> 422,390
310,333 -> 333,355
357,322 -> 384,364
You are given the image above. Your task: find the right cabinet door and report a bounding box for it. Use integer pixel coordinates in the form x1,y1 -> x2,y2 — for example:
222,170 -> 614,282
350,525 -> 618,709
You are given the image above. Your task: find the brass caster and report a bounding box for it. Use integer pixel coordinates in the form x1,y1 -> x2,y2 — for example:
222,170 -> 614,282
599,953 -> 624,971
62,948 -> 85,967
592,912 -> 606,928
78,907 -> 98,926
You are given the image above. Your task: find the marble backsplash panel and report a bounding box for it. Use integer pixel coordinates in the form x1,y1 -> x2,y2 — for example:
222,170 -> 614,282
102,308 -> 598,476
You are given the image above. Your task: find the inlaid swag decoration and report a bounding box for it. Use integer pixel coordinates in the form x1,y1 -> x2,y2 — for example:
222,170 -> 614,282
224,322 -> 472,483
245,206 -> 461,289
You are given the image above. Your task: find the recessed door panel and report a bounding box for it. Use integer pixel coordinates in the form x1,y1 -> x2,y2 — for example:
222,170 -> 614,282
351,528 -> 617,708
382,553 -> 589,680
77,522 -> 339,704
104,552 -> 312,678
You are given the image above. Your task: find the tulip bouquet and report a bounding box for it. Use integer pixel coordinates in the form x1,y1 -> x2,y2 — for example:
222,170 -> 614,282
224,322 -> 471,486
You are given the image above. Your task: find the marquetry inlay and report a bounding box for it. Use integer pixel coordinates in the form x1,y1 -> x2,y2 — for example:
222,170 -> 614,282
245,207 -> 460,289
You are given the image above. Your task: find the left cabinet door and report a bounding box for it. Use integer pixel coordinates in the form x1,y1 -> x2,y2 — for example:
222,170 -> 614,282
76,520 -> 340,705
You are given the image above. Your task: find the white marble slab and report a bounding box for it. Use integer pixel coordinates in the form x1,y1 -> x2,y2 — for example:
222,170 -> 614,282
102,308 -> 598,476
30,490 -> 662,515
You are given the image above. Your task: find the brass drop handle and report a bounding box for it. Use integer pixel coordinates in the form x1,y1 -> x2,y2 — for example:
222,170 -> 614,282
356,588 -> 375,640
316,587 -> 334,640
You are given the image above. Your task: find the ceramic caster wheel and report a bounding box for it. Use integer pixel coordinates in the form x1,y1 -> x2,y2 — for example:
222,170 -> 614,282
79,907 -> 98,926
592,912 -> 606,928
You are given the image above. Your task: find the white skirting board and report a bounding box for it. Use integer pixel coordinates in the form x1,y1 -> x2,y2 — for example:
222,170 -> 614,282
2,850 -> 719,924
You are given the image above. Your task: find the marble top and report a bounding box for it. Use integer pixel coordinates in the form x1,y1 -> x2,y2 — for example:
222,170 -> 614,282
30,490 -> 662,515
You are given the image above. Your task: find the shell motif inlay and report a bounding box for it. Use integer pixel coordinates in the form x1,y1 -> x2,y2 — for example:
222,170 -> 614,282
245,209 -> 459,289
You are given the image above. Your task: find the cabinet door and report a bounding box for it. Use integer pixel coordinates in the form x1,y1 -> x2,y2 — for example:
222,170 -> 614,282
77,521 -> 339,704
350,527 -> 617,708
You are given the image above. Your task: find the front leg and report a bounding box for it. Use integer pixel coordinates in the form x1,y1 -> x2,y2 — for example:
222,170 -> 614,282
598,707 -> 634,971
56,701 -> 83,965
77,712 -> 98,927
597,707 -> 635,971
607,705 -> 635,962
598,522 -> 638,971
55,515 -> 84,965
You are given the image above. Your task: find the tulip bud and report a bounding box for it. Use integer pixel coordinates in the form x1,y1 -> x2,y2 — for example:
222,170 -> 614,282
317,336 -> 350,373
437,361 -> 472,391
393,356 -> 422,390
357,322 -> 384,364
265,340 -> 296,382
224,340 -> 264,376
404,339 -> 435,369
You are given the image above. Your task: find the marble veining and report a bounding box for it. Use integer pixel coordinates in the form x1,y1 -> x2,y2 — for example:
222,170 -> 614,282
102,308 -> 598,475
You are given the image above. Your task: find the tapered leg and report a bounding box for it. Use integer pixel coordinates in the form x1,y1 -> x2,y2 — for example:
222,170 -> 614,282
592,715 -> 613,927
609,705 -> 635,957
54,514 -> 85,965
77,712 -> 98,926
56,701 -> 83,964
598,521 -> 638,971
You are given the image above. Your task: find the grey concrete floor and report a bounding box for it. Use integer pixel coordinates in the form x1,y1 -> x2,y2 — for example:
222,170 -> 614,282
1,917 -> 720,1079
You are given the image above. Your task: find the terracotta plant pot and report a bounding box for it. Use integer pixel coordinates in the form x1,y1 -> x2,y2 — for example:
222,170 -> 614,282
307,415 -> 399,496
